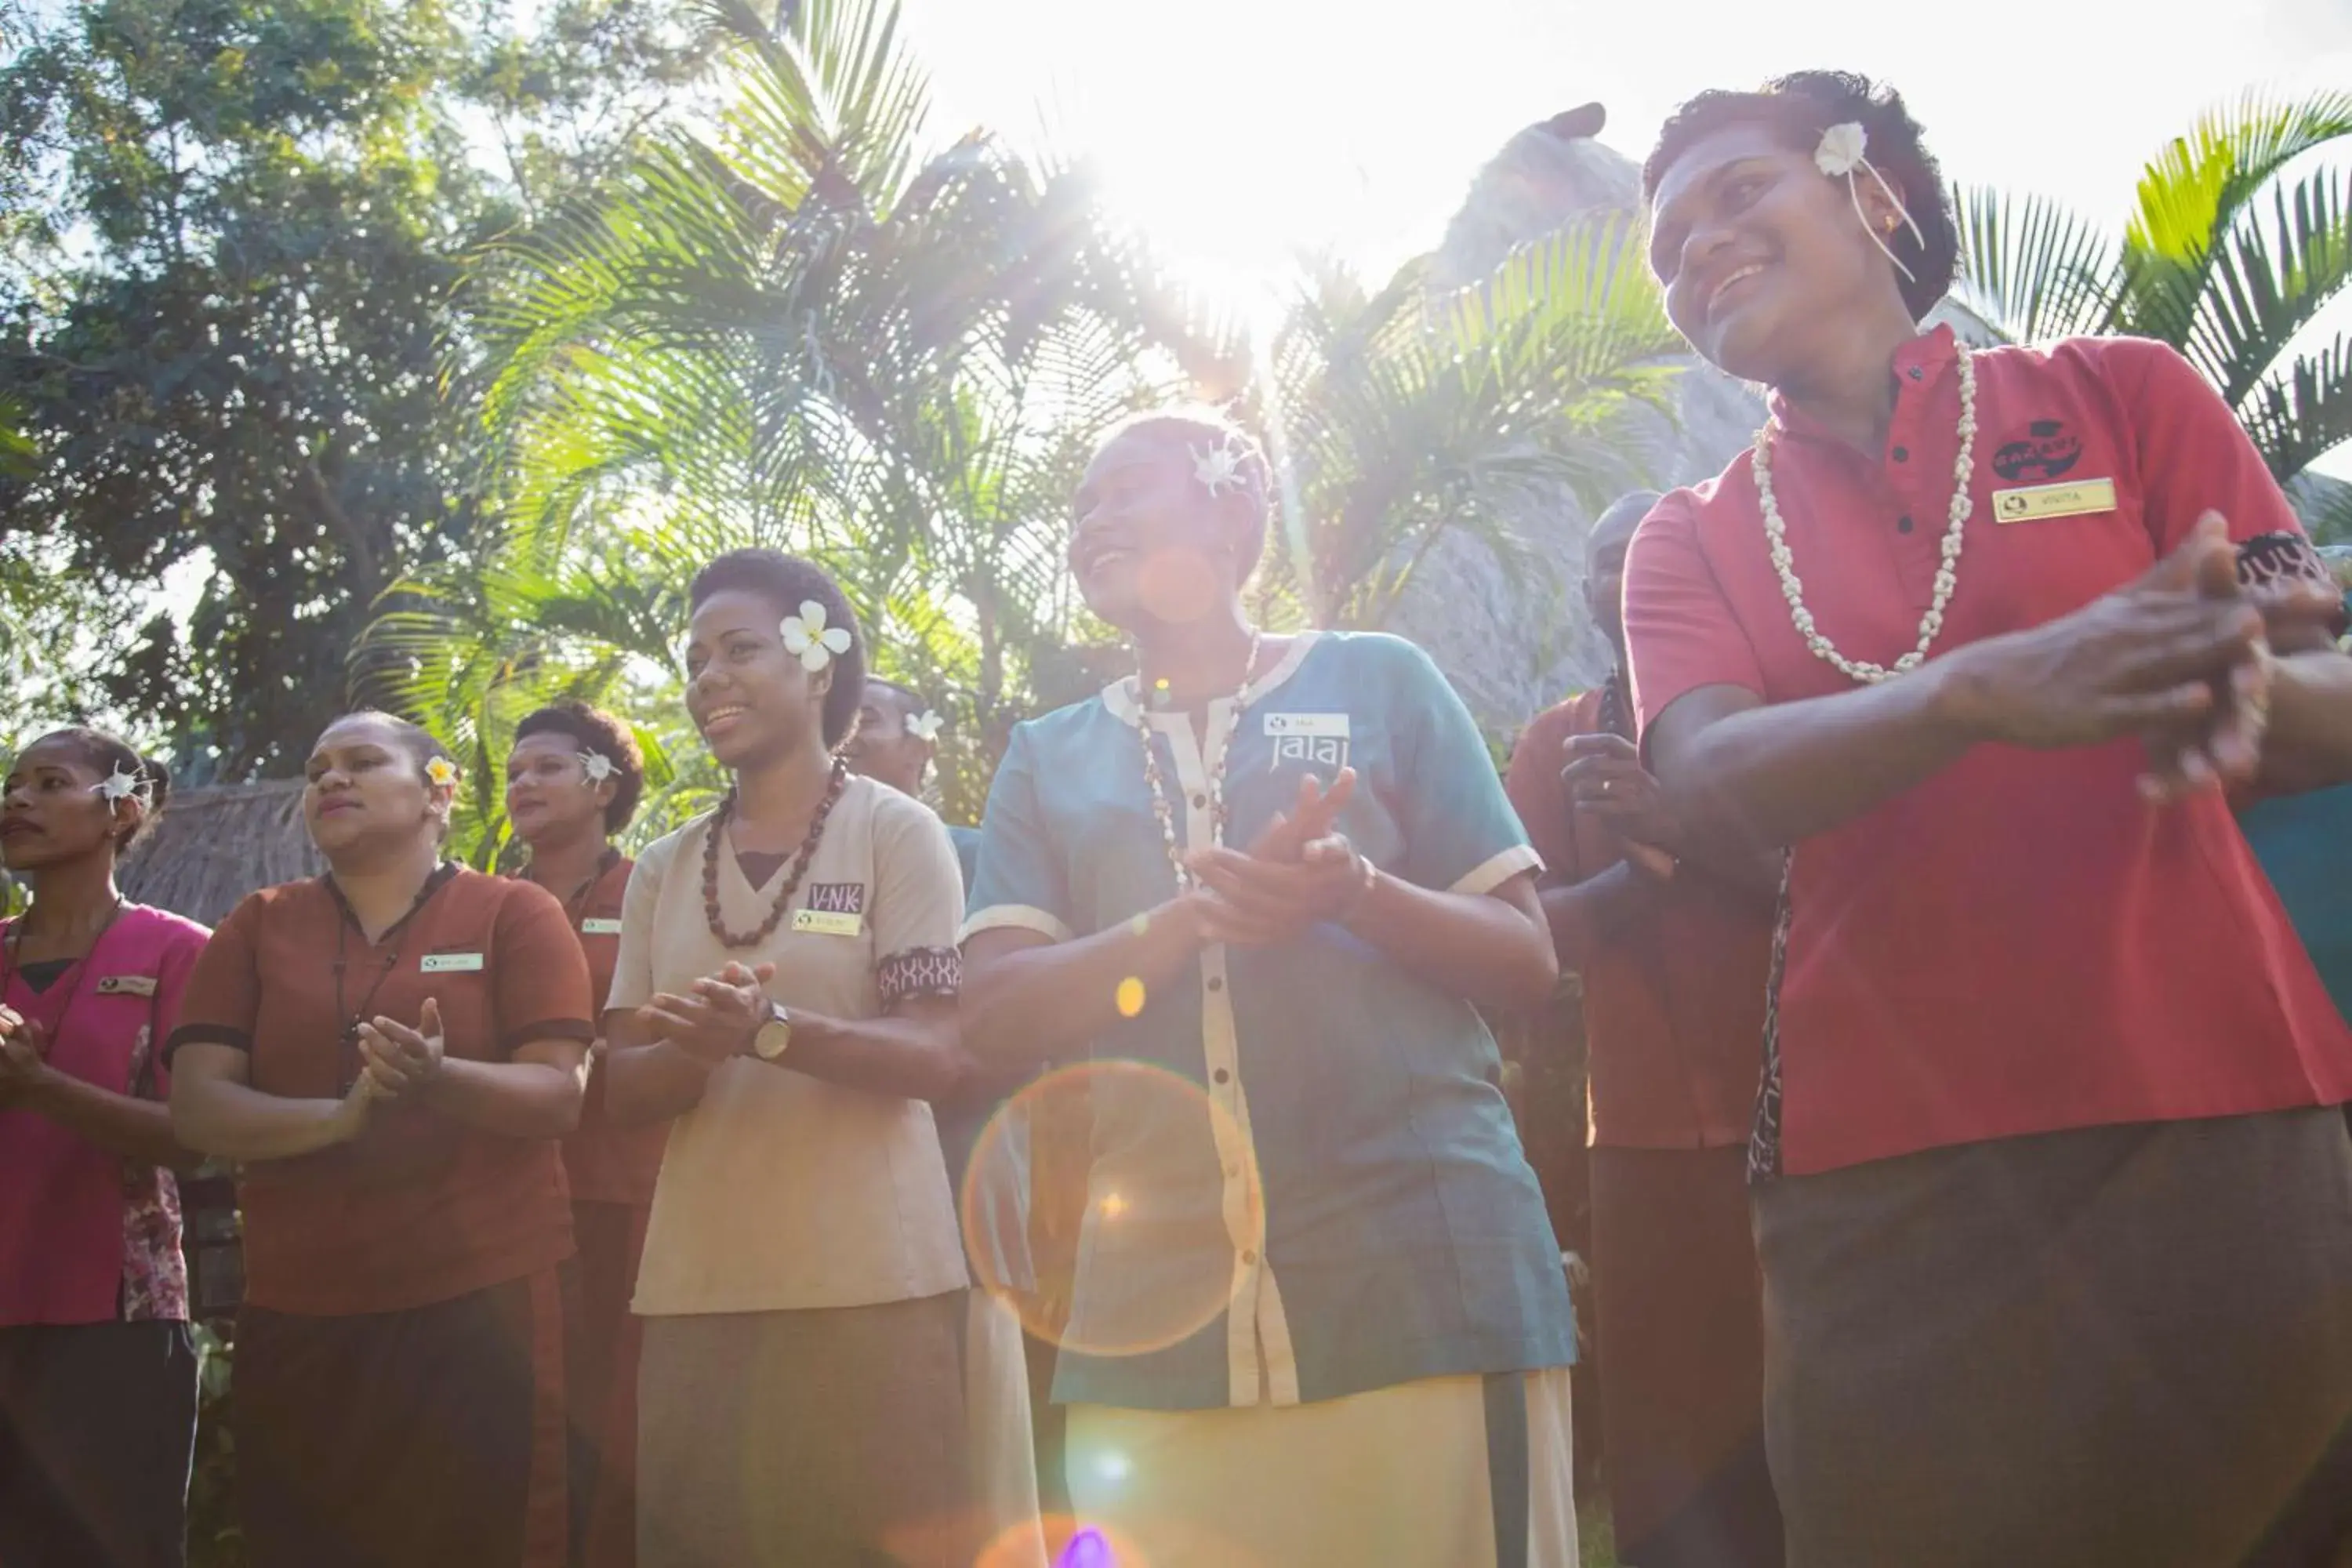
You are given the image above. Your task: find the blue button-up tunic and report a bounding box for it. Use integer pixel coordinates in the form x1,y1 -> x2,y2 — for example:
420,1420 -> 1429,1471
964,631 -> 1575,1411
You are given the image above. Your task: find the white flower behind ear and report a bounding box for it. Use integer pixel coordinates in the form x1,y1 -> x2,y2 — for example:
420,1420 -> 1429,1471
92,764 -> 147,804
1815,122 -> 1867,176
780,601 -> 853,672
906,710 -> 944,742
1192,439 -> 1247,499
425,757 -> 459,789
579,751 -> 618,784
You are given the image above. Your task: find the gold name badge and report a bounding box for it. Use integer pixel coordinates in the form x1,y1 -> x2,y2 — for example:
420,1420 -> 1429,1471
790,909 -> 863,938
96,974 -> 158,997
1991,477 -> 2118,524
581,918 -> 624,936
419,953 -> 485,974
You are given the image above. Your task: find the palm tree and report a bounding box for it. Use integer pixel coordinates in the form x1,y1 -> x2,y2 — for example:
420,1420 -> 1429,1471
1954,89 -> 2352,536
360,0 -> 1682,860
359,0 -> 1192,851
1240,220 -> 1682,634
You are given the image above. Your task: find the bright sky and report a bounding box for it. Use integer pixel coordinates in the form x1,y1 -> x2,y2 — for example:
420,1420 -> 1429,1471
905,0 -> 2352,280
902,0 -> 2352,477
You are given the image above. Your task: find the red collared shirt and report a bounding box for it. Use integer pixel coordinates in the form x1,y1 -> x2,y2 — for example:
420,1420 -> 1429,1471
1624,326 -> 2352,1178
1506,689 -> 1771,1150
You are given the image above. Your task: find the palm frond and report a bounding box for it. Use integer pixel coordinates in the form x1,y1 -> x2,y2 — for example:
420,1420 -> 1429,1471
2239,332 -> 2352,485
1951,184 -> 2116,343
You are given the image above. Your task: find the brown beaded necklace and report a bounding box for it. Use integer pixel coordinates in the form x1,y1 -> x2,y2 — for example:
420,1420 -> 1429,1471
700,757 -> 848,949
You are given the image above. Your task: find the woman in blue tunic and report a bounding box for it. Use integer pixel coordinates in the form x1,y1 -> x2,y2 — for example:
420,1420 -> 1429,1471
960,406 -> 1579,1566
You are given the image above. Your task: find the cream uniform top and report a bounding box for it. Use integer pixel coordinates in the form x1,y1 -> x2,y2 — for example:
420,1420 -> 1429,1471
612,772 -> 970,1315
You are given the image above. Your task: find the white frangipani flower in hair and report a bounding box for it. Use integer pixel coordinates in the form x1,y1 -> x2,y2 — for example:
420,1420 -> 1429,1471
1813,121 -> 1867,176
1192,439 -> 1247,499
579,751 -> 618,784
780,601 -> 853,672
425,757 -> 459,789
906,710 -> 944,742
92,764 -> 147,804
1813,121 -> 1926,283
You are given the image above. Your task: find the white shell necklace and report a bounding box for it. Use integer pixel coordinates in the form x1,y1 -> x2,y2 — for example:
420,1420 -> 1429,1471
1132,631 -> 1262,891
1753,346 -> 1976,684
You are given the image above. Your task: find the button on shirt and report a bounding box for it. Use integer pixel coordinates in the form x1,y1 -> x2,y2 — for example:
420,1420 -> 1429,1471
963,631 -> 1576,1412
1623,328 -> 2352,1178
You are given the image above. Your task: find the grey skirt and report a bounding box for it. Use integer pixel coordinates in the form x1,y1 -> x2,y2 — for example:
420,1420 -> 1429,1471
636,1290 -> 973,1568
1755,1108 -> 2352,1568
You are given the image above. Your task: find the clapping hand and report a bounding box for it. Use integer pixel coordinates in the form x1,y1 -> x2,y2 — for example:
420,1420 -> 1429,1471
1951,517 -> 2267,779
1243,769 -> 1356,864
2135,512 -> 2342,803
357,997 -> 446,1102
1189,771 -> 1373,942
1561,731 -> 1683,867
641,960 -> 776,1065
0,1007 -> 51,1105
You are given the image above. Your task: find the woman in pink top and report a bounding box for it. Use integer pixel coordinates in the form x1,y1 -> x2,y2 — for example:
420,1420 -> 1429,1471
0,728 -> 209,1568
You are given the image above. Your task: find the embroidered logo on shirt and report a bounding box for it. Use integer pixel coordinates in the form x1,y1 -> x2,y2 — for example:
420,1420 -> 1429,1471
805,882 -> 866,916
1991,477 -> 2118,524
419,952 -> 485,974
580,917 -> 624,935
96,974 -> 159,997
1991,419 -> 2083,483
1263,712 -> 1351,773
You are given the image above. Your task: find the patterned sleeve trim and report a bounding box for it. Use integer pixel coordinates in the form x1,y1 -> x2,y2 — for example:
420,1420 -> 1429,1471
2239,532 -> 2350,636
879,946 -> 962,1007
2238,531 -> 2335,590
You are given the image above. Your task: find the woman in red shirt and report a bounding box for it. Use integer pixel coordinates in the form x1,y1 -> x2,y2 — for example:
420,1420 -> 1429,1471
1621,69 -> 2352,1566
504,699 -> 655,1565
0,728 -> 206,1568
169,710 -> 594,1568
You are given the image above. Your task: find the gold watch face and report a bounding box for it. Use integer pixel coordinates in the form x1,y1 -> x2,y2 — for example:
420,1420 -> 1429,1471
753,1015 -> 792,1060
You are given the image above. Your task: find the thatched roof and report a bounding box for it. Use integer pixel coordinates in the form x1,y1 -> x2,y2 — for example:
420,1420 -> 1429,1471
119,781 -> 323,927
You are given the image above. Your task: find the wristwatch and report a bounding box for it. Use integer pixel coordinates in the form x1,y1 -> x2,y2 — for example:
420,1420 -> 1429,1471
750,1000 -> 793,1062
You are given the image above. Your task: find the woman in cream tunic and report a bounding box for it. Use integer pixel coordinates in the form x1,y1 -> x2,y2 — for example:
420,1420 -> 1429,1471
603,549 -> 1031,1567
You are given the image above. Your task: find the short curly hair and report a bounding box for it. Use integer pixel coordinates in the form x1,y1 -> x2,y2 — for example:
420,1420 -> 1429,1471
1642,71 -> 1957,320
688,550 -> 867,750
514,700 -> 646,833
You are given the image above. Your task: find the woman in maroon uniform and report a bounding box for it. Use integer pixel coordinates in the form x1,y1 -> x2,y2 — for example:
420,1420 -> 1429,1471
170,711 -> 593,1568
506,699 -> 655,1565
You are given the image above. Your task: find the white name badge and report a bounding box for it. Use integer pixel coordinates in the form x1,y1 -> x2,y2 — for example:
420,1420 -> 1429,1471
1262,712 -> 1350,739
790,908 -> 863,938
419,953 -> 485,974
580,918 -> 624,936
96,975 -> 158,997
1991,477 -> 2118,524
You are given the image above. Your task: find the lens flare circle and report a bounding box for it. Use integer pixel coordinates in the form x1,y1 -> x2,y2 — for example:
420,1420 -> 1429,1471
960,1059 -> 1264,1359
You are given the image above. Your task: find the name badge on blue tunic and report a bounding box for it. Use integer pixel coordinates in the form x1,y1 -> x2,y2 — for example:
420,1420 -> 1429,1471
1263,711 -> 1351,773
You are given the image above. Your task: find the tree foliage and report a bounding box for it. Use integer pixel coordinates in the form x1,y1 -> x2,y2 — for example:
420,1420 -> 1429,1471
0,0 -> 706,772
359,0 -> 1677,865
1954,89 -> 2352,532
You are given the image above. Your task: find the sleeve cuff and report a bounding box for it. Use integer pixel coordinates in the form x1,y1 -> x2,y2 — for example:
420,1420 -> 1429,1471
1448,844 -> 1545,898
504,1018 -> 596,1057
959,904 -> 1075,946
162,1025 -> 250,1065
